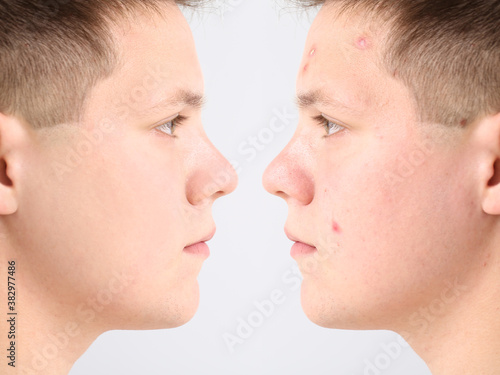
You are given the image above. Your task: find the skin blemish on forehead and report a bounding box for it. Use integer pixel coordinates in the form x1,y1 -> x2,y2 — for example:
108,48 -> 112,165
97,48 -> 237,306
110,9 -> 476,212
302,46 -> 317,73
355,36 -> 370,50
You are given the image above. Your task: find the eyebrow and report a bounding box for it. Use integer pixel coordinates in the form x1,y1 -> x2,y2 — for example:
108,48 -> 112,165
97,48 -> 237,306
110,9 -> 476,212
296,90 -> 360,114
149,90 -> 206,112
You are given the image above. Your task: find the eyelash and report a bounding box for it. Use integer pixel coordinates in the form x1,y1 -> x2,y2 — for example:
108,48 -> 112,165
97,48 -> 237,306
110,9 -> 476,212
155,113 -> 342,138
155,115 -> 188,137
313,114 -> 345,137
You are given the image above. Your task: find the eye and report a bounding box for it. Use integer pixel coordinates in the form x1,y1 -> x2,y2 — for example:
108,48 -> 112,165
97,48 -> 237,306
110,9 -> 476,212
155,114 -> 187,136
313,114 -> 345,136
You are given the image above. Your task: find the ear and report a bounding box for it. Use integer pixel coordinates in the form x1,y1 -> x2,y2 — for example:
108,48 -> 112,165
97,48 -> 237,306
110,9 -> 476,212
479,112 -> 500,215
0,112 -> 26,215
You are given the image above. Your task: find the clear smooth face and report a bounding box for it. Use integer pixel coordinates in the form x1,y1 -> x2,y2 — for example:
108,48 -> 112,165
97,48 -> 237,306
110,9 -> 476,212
11,3 -> 237,329
263,4 -> 490,330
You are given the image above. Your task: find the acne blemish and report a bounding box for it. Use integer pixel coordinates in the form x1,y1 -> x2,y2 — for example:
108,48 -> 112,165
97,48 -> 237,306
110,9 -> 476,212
484,253 -> 491,267
303,46 -> 316,73
332,221 -> 342,234
355,36 -> 370,50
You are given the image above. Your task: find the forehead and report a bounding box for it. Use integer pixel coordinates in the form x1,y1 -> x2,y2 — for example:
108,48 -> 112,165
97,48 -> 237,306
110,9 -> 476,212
85,4 -> 203,124
297,4 -> 407,118
116,4 -> 196,67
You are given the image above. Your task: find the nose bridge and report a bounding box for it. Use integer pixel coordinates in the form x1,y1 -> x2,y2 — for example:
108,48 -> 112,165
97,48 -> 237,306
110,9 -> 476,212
186,134 -> 238,206
263,132 -> 315,205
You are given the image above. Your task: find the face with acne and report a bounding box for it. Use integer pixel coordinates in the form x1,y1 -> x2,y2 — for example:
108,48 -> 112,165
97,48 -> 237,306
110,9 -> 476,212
263,3 -> 489,330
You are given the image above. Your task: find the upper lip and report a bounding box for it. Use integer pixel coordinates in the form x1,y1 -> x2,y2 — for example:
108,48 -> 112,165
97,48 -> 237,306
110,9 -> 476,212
186,227 -> 216,247
284,227 -> 316,248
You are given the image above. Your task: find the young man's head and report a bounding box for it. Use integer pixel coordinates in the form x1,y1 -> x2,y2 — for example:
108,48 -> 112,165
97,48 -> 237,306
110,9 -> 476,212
0,0 -> 237,335
263,0 -> 500,335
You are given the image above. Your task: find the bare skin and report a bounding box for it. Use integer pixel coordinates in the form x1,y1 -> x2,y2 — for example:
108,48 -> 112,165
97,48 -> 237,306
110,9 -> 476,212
0,3 -> 237,375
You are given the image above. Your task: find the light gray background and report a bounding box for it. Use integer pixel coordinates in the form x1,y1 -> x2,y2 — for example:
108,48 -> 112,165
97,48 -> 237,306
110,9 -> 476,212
70,1 -> 432,374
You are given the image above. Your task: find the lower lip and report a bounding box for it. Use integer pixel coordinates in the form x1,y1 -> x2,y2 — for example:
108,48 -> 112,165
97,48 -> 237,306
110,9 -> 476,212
183,242 -> 210,258
291,242 -> 317,257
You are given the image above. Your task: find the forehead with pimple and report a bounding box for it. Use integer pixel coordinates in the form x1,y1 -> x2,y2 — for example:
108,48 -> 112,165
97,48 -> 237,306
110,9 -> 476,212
296,4 -> 410,123
355,36 -> 371,50
299,10 -> 382,79
309,5 -> 384,54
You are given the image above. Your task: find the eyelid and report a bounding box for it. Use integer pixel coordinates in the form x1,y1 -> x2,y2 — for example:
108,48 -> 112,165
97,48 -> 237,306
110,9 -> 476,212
152,113 -> 180,129
311,113 -> 348,137
153,113 -> 188,138
321,113 -> 348,128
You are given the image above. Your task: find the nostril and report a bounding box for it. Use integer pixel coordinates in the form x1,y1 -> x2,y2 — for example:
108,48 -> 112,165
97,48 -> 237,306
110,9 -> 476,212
214,190 -> 226,199
275,191 -> 288,199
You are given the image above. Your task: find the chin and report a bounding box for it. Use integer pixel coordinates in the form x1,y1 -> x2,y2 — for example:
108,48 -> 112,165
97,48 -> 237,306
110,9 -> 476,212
151,281 -> 202,329
300,280 -> 377,330
107,281 -> 202,330
300,284 -> 337,328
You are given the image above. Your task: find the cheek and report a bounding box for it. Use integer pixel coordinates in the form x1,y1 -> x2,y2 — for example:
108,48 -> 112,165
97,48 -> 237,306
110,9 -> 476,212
319,144 -> 403,242
320,156 -> 407,278
80,145 -> 202,328
92,137 -> 187,259
316,141 -> 477,304
19,136 -> 188,302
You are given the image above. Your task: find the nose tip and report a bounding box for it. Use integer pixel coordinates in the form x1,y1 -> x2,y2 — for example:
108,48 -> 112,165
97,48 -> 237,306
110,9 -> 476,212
262,143 -> 315,206
192,154 -> 239,206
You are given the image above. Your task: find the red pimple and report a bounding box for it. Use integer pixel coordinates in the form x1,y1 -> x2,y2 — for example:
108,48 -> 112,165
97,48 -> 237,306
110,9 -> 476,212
356,36 -> 370,50
332,221 -> 342,234
302,47 -> 316,73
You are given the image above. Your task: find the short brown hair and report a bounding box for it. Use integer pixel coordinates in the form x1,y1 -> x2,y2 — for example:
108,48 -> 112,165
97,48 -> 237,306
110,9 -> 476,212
0,0 -> 205,129
292,0 -> 500,127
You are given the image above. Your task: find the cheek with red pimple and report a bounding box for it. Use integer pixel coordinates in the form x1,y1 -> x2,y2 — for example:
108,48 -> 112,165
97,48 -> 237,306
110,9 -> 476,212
332,221 -> 342,234
320,187 -> 343,235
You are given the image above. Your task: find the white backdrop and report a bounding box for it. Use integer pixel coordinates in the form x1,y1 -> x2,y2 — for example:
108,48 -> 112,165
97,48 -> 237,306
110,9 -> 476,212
70,1 -> 432,374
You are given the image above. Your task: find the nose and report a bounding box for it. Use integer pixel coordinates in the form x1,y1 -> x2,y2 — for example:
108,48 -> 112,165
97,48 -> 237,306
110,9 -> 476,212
185,137 -> 238,206
262,135 -> 315,206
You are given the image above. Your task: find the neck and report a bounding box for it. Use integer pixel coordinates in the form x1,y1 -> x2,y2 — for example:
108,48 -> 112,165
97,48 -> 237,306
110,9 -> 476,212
19,299 -> 101,375
400,248 -> 500,375
1,253 -> 104,375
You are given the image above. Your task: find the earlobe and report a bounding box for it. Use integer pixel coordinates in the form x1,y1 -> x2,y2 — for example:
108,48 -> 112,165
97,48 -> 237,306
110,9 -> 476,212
0,113 -> 24,215
480,113 -> 500,215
